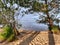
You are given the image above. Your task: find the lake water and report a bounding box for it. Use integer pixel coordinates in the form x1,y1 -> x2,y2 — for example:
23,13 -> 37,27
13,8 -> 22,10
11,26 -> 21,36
15,14 -> 48,31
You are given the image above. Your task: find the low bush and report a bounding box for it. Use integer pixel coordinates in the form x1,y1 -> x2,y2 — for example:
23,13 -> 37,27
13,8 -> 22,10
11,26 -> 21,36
0,25 -> 15,42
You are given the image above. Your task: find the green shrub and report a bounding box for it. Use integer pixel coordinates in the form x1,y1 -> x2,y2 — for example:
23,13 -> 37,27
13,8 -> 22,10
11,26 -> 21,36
0,25 -> 15,42
52,26 -> 59,34
2,25 -> 13,38
0,34 -> 6,42
7,34 -> 15,42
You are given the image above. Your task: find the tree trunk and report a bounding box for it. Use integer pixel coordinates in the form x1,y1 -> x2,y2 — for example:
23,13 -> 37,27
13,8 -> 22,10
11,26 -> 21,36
12,21 -> 20,36
45,0 -> 53,31
12,13 -> 20,36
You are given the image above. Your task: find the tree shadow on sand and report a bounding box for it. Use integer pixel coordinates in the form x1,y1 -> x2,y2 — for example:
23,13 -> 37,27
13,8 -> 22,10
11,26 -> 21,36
16,31 -> 33,38
48,32 -> 55,45
19,31 -> 40,45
